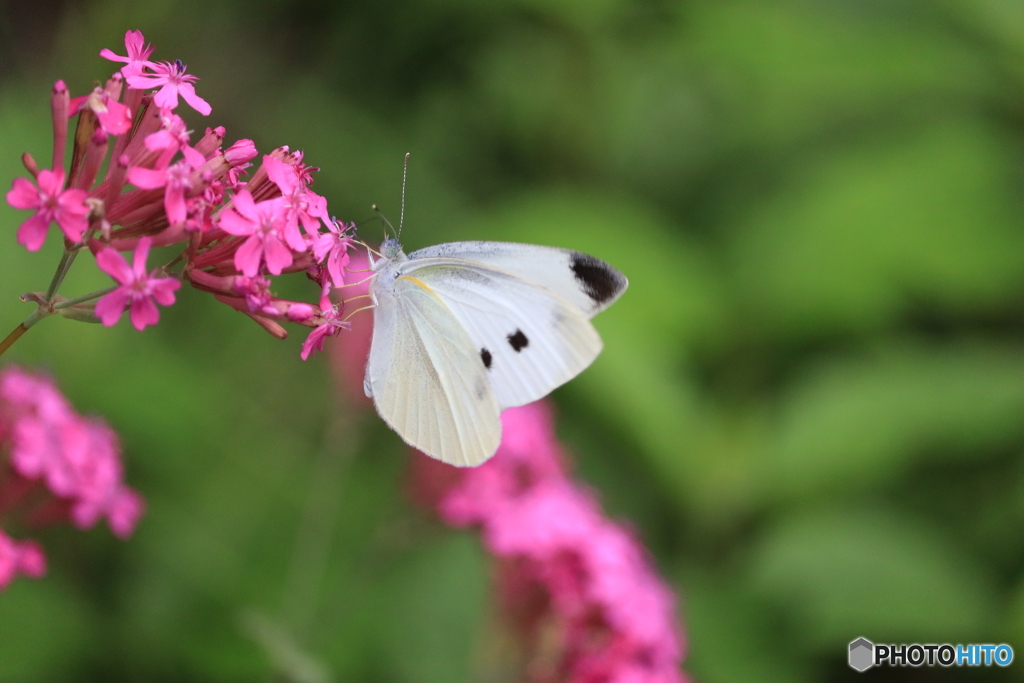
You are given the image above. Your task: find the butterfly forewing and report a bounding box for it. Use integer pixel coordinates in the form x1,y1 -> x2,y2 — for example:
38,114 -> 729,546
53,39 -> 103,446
366,274 -> 502,466
398,257 -> 605,410
406,242 -> 628,317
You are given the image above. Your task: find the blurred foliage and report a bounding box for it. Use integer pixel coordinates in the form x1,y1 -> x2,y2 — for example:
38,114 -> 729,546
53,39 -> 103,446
1,0 -> 1023,681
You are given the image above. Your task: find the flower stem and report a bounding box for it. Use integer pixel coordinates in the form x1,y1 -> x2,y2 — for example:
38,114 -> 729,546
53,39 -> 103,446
44,247 -> 78,302
0,308 -> 45,358
0,324 -> 28,357
51,286 -> 116,310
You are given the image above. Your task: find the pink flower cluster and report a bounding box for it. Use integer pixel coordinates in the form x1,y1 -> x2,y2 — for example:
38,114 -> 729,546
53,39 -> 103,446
412,402 -> 688,683
5,30 -> 355,357
0,367 -> 143,591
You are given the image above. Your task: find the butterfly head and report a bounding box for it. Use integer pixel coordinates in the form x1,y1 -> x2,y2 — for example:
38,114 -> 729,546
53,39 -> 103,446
380,238 -> 406,265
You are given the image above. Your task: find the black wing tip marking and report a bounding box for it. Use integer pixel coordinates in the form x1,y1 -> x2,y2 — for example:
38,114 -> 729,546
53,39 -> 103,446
507,329 -> 529,352
480,347 -> 493,369
570,252 -> 626,305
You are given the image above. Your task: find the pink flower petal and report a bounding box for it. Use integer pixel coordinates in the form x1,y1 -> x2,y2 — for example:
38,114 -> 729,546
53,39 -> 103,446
234,236 -> 265,277
152,84 -> 181,111
94,288 -> 130,326
96,248 -> 134,284
262,235 -> 294,275
231,189 -> 257,220
132,237 -> 152,277
129,296 -> 160,330
149,278 -> 180,306
16,215 -> 51,252
218,208 -> 255,237
127,166 -> 168,189
177,82 -> 211,116
6,177 -> 39,209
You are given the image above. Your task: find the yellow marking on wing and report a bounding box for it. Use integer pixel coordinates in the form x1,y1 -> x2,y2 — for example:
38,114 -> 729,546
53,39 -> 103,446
399,275 -> 433,292
398,274 -> 452,309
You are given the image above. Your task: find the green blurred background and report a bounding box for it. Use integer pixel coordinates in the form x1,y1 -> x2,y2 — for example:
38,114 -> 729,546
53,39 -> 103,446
1,0 -> 1023,680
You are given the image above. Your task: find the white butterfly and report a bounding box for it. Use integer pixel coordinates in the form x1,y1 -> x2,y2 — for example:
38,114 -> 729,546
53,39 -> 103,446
363,238 -> 627,467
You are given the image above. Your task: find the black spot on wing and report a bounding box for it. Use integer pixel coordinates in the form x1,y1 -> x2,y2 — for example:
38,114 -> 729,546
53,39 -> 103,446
480,348 -> 493,369
570,252 -> 624,305
507,329 -> 529,352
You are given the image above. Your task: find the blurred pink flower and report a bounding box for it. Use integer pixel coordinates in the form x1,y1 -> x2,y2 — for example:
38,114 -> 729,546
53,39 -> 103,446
412,401 -> 688,682
327,250 -> 375,407
95,237 -> 181,330
0,531 -> 45,590
5,169 -> 89,251
0,367 -> 144,590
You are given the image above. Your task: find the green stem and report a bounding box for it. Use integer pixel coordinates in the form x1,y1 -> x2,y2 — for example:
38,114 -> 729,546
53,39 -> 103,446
51,286 -> 116,310
43,248 -> 78,302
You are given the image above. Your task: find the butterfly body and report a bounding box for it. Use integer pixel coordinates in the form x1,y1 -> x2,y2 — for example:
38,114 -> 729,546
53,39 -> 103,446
365,238 -> 627,466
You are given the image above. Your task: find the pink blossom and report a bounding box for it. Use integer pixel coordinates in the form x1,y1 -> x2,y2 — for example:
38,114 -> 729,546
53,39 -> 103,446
225,139 -> 258,166
127,59 -> 211,115
127,153 -> 204,225
0,367 -> 145,549
0,531 -> 46,590
233,274 -> 275,314
100,29 -> 155,79
265,155 -> 329,246
144,110 -> 199,167
95,237 -> 181,330
301,306 -> 350,361
417,401 -> 688,682
218,190 -> 294,276
312,219 -> 354,289
6,169 -> 89,251
68,86 -> 132,135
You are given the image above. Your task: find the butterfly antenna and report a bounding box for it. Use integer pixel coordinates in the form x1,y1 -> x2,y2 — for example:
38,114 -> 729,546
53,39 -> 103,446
371,204 -> 397,241
398,152 -> 410,238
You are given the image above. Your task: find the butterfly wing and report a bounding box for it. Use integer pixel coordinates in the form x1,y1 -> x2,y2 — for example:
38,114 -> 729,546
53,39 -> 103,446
397,255 -> 610,410
406,242 -> 628,317
366,272 -> 502,466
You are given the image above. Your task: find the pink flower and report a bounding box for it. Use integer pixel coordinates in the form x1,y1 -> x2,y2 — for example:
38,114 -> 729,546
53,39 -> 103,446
218,190 -> 294,276
68,86 -> 132,135
6,169 -> 89,251
0,531 -> 46,590
127,59 -> 212,116
0,367 -> 145,549
95,237 -> 181,330
312,219 -> 354,289
265,155 -> 329,246
301,305 -> 350,361
415,401 -> 688,682
100,29 -> 155,79
144,110 -> 198,167
127,151 -> 205,226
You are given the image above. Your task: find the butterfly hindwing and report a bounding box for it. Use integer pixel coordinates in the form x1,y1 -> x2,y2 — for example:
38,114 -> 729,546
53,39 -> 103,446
366,272 -> 501,466
397,257 -> 604,410
406,242 -> 628,317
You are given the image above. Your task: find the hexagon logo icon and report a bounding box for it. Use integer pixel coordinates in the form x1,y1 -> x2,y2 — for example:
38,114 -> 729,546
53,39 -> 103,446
849,637 -> 874,672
